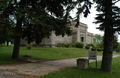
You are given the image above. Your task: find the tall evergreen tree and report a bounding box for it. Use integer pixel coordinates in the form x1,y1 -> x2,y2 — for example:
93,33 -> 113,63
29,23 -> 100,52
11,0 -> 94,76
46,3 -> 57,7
0,0 -> 76,59
11,0 -> 75,59
93,0 -> 120,72
0,0 -> 13,44
1,0 -> 92,59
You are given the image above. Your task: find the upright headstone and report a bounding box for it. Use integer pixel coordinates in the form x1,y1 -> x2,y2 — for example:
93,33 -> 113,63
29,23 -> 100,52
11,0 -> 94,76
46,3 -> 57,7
77,58 -> 88,69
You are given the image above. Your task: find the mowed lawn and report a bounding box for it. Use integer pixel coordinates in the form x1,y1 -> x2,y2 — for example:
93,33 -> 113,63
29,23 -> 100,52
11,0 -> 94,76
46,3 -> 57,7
1,45 -> 120,78
19,47 -> 102,60
40,56 -> 120,78
0,45 -> 119,64
1,46 -> 102,59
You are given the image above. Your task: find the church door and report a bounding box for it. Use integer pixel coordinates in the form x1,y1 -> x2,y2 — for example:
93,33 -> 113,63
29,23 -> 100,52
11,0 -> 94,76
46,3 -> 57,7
81,37 -> 84,42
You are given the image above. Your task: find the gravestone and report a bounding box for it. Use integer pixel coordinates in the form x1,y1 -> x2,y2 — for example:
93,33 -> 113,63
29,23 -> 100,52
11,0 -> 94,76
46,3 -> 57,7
77,58 -> 88,69
22,55 -> 32,62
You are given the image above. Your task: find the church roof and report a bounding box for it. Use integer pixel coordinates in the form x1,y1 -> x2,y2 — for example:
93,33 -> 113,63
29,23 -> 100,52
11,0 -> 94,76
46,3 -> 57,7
70,22 -> 88,28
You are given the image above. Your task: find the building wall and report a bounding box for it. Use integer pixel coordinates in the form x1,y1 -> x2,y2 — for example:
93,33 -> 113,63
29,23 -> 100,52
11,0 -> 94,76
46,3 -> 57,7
72,32 -> 77,43
86,33 -> 94,44
20,22 -> 93,47
55,35 -> 72,44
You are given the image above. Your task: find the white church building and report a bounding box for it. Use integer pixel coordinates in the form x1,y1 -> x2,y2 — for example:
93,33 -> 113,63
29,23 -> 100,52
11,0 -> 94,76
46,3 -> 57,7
21,22 -> 93,47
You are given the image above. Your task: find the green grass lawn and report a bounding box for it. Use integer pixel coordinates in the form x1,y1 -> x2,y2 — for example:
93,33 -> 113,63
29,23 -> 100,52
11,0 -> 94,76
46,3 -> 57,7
40,56 -> 120,78
0,45 -> 119,64
19,47 -> 103,60
1,45 -> 120,78
0,46 -> 18,64
1,46 -> 101,59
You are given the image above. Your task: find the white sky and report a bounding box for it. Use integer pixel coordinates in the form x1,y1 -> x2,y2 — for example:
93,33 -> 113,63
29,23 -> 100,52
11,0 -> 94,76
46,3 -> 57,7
71,2 -> 120,42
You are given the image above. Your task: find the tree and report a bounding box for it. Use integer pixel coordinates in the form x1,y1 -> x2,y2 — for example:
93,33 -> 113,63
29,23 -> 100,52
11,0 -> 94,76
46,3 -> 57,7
115,42 -> 120,52
0,0 -> 77,59
0,0 -> 13,45
93,34 -> 118,49
74,0 -> 92,26
0,0 -> 92,59
94,34 -> 103,48
93,0 -> 120,72
10,0 -> 74,59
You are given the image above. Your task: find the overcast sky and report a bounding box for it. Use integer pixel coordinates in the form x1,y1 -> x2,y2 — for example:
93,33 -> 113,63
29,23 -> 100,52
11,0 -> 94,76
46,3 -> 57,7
71,2 -> 120,42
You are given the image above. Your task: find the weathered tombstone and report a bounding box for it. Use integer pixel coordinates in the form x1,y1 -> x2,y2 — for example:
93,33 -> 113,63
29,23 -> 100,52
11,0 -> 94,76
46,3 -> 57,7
5,41 -> 11,45
22,55 -> 32,62
88,51 -> 97,68
77,58 -> 88,69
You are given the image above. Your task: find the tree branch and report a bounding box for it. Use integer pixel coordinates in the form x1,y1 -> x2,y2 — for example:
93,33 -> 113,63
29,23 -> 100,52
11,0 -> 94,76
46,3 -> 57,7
113,0 -> 120,4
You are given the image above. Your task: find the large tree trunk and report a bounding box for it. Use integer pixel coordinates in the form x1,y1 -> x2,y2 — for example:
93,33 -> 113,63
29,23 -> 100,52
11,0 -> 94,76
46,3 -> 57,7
101,28 -> 114,72
12,19 -> 22,59
101,0 -> 113,73
12,36 -> 21,59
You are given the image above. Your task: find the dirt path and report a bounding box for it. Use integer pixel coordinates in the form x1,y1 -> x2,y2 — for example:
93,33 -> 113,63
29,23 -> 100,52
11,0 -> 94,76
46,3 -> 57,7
0,55 -> 119,78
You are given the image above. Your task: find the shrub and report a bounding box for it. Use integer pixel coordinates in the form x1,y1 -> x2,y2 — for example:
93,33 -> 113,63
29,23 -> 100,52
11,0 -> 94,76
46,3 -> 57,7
90,43 -> 96,48
115,42 -> 120,52
97,48 -> 102,52
85,46 -> 90,49
57,43 -> 76,48
91,47 -> 96,51
70,43 -> 75,47
75,41 -> 84,48
26,44 -> 32,49
64,43 -> 70,48
57,43 -> 64,47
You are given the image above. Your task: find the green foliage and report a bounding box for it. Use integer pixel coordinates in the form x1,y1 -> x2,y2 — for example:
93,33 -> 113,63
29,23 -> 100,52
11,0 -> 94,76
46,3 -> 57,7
91,47 -> 96,51
64,43 -> 71,48
85,45 -> 90,49
75,0 -> 92,27
94,34 -> 103,44
93,34 -> 118,49
0,0 -> 93,59
57,43 -> 65,47
0,0 -> 14,44
113,34 -> 119,50
67,43 -> 75,47
94,1 -> 120,31
90,43 -> 96,48
97,48 -> 103,52
57,43 -> 72,48
26,44 -> 32,49
75,41 -> 84,48
93,34 -> 103,48
115,42 -> 120,52
0,0 -> 93,44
